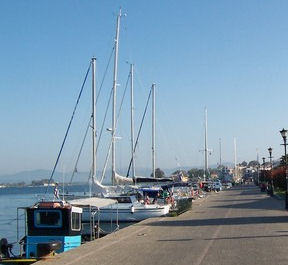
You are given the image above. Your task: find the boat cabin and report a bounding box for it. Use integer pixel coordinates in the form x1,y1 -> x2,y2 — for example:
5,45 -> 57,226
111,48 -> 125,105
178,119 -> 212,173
24,201 -> 82,258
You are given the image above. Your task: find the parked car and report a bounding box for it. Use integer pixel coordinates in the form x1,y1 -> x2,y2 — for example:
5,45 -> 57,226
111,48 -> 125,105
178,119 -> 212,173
203,182 -> 212,192
223,182 -> 232,189
213,182 -> 222,192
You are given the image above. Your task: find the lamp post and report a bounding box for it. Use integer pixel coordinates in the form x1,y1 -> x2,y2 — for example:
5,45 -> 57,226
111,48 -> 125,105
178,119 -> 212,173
262,157 -> 266,187
268,147 -> 274,196
280,128 -> 288,209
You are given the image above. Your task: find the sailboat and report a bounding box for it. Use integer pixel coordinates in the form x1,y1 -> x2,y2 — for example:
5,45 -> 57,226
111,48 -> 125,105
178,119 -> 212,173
78,9 -> 170,221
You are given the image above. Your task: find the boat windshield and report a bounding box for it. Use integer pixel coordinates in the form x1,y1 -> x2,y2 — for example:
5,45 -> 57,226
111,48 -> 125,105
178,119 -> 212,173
112,197 -> 132,203
34,209 -> 62,228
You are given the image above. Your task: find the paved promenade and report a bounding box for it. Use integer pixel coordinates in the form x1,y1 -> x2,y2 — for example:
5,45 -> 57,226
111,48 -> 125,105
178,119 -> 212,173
37,185 -> 288,265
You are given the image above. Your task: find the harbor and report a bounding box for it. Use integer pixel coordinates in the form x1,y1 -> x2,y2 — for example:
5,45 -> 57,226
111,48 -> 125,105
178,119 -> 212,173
2,1 -> 288,265
30,184 -> 288,265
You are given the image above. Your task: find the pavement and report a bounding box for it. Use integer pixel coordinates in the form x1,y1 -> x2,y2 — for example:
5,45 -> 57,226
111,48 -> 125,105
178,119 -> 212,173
36,185 -> 288,265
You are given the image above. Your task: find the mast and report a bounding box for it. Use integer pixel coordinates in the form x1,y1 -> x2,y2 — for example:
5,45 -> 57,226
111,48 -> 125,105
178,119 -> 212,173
234,137 -> 237,179
130,64 -> 136,177
204,107 -> 208,182
256,148 -> 259,184
152,83 -> 156,178
112,9 -> 121,185
92,58 -> 97,180
219,138 -> 222,167
91,58 -> 96,195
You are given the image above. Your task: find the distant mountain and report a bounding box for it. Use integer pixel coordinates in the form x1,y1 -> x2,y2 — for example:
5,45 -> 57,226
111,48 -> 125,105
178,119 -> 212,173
0,169 -> 90,185
0,163 -> 235,185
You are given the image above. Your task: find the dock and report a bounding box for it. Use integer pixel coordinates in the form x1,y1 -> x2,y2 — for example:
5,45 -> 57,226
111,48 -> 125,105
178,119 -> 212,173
36,185 -> 288,265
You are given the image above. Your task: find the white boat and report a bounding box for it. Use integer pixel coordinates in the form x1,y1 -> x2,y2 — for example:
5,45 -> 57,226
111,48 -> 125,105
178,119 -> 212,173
69,10 -> 171,223
93,195 -> 170,222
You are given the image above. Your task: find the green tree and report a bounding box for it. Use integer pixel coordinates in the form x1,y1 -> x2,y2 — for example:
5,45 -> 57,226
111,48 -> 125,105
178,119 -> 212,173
248,160 -> 260,167
240,161 -> 247,167
280,155 -> 288,166
151,168 -> 165,178
172,170 -> 187,176
187,168 -> 204,181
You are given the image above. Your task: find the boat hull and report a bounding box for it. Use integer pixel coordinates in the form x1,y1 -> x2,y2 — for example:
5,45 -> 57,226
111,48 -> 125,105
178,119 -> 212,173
82,204 -> 170,222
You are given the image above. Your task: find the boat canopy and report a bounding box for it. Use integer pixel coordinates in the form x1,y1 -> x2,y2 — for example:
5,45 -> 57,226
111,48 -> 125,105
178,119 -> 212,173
69,197 -> 117,208
133,176 -> 173,183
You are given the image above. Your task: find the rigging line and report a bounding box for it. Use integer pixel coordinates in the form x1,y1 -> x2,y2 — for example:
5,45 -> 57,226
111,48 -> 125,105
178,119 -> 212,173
96,46 -> 115,103
117,71 -> 130,122
45,62 -> 92,196
96,88 -> 113,151
99,73 -> 130,183
69,117 -> 92,185
68,47 -> 114,186
96,48 -> 120,153
126,87 -> 152,177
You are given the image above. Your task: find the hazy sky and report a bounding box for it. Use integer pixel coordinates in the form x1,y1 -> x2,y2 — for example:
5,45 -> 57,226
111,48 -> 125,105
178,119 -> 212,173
1,0 -> 288,177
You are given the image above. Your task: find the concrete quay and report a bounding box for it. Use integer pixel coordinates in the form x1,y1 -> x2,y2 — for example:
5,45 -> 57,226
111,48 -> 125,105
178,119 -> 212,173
36,185 -> 288,265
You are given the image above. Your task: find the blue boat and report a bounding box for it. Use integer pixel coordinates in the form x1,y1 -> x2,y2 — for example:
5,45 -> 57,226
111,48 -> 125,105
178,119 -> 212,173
0,200 -> 83,264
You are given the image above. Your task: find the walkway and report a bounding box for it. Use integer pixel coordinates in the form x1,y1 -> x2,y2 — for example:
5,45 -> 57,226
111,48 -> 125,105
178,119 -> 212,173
36,185 -> 288,265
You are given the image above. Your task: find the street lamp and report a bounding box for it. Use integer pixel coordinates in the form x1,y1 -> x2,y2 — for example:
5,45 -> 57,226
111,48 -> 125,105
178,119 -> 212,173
262,157 -> 266,186
268,147 -> 274,196
280,128 -> 288,209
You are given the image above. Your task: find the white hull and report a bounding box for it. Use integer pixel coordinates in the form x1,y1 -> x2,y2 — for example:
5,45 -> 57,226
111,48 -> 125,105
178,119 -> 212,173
82,203 -> 170,222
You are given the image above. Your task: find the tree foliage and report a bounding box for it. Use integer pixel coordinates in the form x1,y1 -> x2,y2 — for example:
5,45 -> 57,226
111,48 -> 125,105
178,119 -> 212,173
187,168 -> 204,180
151,168 -> 165,178
240,161 -> 247,167
248,160 -> 260,167
280,155 -> 288,166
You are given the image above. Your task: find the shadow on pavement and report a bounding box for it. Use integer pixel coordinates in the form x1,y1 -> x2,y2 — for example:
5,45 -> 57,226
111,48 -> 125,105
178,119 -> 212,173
157,234 -> 288,242
147,215 -> 288,227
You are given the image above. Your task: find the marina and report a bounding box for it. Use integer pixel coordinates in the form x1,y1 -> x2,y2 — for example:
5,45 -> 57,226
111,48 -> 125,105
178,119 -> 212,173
15,185 -> 288,265
0,184 -> 197,264
1,1 -> 288,265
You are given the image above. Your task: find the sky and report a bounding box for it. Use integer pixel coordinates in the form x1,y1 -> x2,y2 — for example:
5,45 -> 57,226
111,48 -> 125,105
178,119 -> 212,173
1,0 -> 288,178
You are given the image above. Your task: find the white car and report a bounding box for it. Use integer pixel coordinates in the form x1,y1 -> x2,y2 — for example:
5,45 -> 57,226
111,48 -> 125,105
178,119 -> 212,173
213,182 -> 222,192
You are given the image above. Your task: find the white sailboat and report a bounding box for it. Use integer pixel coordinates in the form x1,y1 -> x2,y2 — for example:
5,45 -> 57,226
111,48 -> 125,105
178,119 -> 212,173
85,9 -> 170,221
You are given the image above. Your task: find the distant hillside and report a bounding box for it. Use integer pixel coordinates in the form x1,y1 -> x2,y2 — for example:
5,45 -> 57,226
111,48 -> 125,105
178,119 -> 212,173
0,169 -> 90,184
0,163 -> 234,185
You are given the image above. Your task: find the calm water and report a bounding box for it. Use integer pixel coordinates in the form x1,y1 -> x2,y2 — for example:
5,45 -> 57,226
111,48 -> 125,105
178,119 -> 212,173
0,184 -> 90,245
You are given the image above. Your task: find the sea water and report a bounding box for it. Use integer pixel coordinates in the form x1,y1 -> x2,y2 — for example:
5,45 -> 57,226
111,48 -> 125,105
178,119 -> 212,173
0,184 -> 90,248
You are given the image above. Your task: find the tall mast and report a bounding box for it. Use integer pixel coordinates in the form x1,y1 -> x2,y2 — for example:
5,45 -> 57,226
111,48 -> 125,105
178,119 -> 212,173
112,9 -> 121,185
234,137 -> 237,179
91,58 -> 97,182
130,64 -> 136,177
219,138 -> 222,167
204,107 -> 208,182
152,83 -> 156,178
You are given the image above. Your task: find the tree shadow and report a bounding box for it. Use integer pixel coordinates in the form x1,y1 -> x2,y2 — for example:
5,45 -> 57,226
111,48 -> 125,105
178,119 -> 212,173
147,215 -> 288,227
157,234 -> 288,242
210,193 -> 284,211
213,198 -> 260,202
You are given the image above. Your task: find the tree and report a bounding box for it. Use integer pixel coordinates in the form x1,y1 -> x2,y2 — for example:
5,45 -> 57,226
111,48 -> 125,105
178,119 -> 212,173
187,168 -> 204,181
248,160 -> 260,167
172,170 -> 187,176
151,168 -> 165,178
280,155 -> 288,166
240,161 -> 247,167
